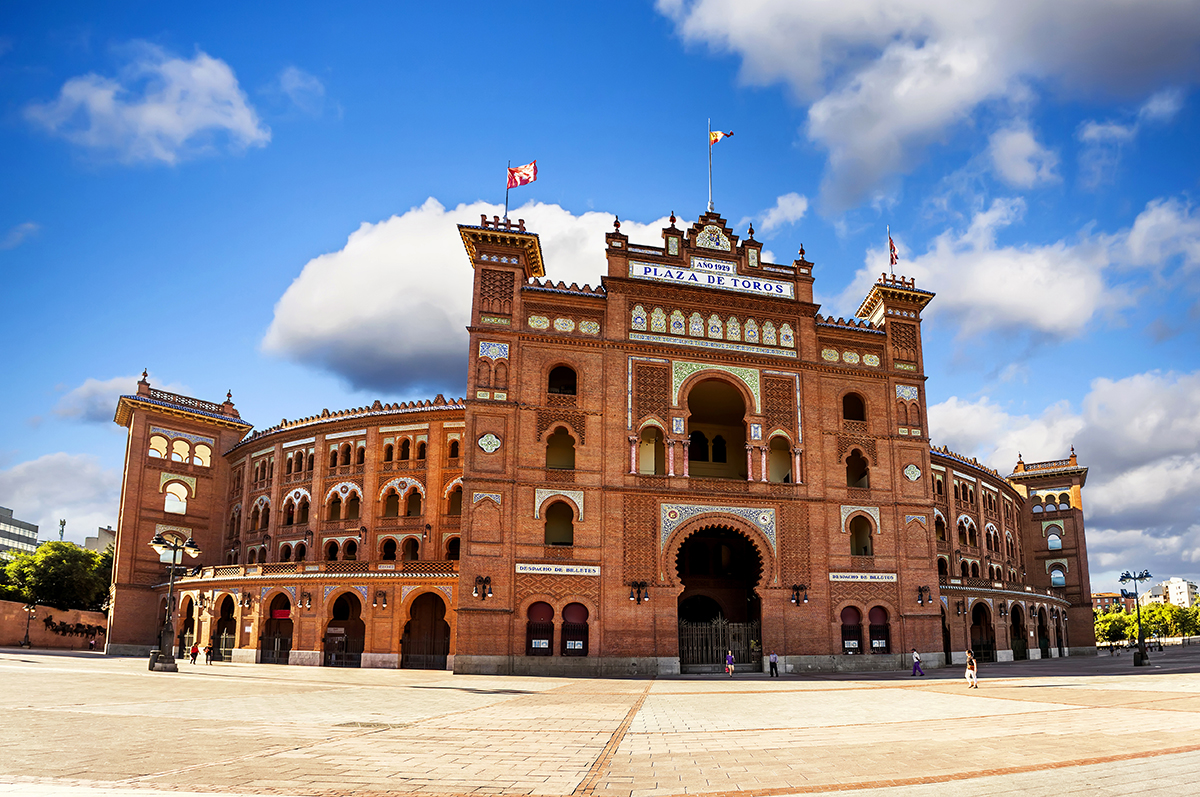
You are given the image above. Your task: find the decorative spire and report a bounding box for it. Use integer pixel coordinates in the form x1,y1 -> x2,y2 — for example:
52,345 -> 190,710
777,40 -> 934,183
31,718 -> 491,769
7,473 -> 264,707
669,211 -> 676,227
747,222 -> 755,239
613,216 -> 620,231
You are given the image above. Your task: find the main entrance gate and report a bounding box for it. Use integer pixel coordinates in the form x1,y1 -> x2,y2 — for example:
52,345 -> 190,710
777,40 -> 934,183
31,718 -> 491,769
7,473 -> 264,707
676,525 -> 763,673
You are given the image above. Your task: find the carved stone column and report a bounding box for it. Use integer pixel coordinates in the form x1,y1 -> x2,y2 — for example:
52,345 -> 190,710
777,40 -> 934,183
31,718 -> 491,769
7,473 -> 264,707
667,439 -> 676,477
792,447 -> 803,484
745,445 -> 754,481
628,435 -> 638,475
681,440 -> 690,477
759,446 -> 768,482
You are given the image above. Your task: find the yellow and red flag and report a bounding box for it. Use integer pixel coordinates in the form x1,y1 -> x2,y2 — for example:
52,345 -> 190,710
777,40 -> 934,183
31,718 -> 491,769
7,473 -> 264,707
709,130 -> 734,145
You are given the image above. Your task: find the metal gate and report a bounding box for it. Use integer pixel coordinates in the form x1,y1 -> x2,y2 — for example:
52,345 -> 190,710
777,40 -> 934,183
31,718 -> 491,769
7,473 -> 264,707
678,618 -> 760,673
216,631 -> 235,663
260,634 -> 292,665
323,634 -> 363,668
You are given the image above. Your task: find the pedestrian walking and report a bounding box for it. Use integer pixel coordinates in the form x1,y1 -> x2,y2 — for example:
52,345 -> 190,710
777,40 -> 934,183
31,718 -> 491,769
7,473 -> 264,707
88,637 -> 96,651
204,644 -> 213,665
965,651 -> 978,688
725,650 -> 735,678
190,643 -> 199,665
769,651 -> 779,677
911,649 -> 924,676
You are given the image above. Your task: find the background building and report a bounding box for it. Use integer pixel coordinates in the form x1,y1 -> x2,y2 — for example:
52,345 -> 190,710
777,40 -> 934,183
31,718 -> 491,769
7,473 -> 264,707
1092,592 -> 1137,613
84,526 -> 116,553
1139,577 -> 1197,608
0,507 -> 38,556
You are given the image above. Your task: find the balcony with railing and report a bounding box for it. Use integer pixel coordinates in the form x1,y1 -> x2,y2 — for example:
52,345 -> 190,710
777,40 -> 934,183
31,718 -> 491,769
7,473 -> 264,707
938,575 -> 1067,602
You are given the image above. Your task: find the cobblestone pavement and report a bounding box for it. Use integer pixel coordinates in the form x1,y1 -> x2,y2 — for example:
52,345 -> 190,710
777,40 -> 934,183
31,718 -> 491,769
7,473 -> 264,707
2,647 -> 1200,796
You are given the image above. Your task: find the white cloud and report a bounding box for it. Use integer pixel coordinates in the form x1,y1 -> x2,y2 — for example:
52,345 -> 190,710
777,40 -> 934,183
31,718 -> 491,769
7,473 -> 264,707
52,373 -> 189,424
758,193 -> 808,234
988,123 -> 1058,187
25,42 -> 269,164
0,453 -> 121,545
1137,88 -> 1185,122
929,370 -> 1200,590
262,199 -> 675,393
278,66 -> 325,115
1078,89 -> 1186,187
0,222 -> 39,250
657,0 -> 1200,210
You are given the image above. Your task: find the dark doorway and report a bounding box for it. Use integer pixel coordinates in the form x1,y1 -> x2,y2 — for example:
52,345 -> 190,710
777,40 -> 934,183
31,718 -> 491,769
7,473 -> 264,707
676,526 -> 762,672
970,603 -> 996,662
686,379 -> 747,480
401,592 -> 451,670
213,596 -> 236,662
941,608 -> 952,663
260,594 -> 293,665
1011,611 -> 1028,660
177,598 -> 195,659
1037,610 -> 1051,659
323,593 -> 365,667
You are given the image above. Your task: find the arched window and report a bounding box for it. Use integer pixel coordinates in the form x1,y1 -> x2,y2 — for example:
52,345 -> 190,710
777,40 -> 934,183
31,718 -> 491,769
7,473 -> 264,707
711,435 -> 727,463
164,482 -> 188,515
171,440 -> 190,463
449,440 -> 460,459
849,515 -> 873,556
295,543 -> 307,562
842,393 -> 866,422
954,483 -> 961,501
402,538 -> 419,561
383,491 -> 400,517
868,606 -> 890,654
934,476 -> 943,495
639,426 -> 666,475
840,606 -> 862,654
446,537 -> 460,560
324,541 -> 339,561
148,435 -> 168,458
548,365 -> 577,395
970,562 -> 980,578
297,499 -> 309,524
688,430 -> 709,461
381,538 -> 397,560
544,501 -> 574,546
957,520 -> 970,545
961,561 -> 970,577
286,457 -> 294,475
280,544 -> 292,562
1050,568 -> 1066,587
248,548 -> 258,565
447,486 -> 463,516
405,492 -> 423,517
477,359 -> 492,388
339,444 -> 352,466
343,540 -> 358,561
346,495 -> 360,520
356,447 -> 365,465
250,507 -> 260,530
307,453 -> 314,471
259,506 -> 269,529
494,361 -> 508,389
400,439 -> 411,460
767,436 -> 791,483
193,445 -> 211,467
328,495 -> 342,521
545,427 -> 576,470
561,602 -> 589,656
935,517 -> 947,541
416,441 -> 426,460
526,601 -> 554,656
384,444 -> 394,462
846,449 -> 870,488
284,502 -> 295,526
328,449 -> 338,468
1047,534 -> 1062,551
938,557 -> 949,576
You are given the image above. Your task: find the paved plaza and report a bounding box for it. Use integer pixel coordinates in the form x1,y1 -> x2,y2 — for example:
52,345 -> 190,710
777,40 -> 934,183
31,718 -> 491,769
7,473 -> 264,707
2,648 -> 1200,797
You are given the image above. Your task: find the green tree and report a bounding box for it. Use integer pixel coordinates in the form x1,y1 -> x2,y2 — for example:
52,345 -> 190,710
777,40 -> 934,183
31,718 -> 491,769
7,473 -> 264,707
0,555 -> 24,603
4,542 -> 107,611
1094,611 -> 1129,644
1138,603 -> 1174,639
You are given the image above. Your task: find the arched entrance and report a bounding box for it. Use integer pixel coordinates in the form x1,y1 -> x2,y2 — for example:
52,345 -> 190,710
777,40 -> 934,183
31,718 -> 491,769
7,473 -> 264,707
970,603 -> 996,663
260,594 -> 293,665
676,526 -> 762,672
178,598 -> 195,659
1010,609 -> 1028,660
214,596 -> 236,662
941,608 -> 952,663
686,379 -> 748,480
1037,609 -> 1051,659
323,592 -> 365,667
401,592 -> 450,670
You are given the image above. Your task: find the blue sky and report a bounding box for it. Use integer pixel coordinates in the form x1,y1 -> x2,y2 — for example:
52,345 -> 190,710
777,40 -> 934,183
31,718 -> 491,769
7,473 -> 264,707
2,2 -> 1199,593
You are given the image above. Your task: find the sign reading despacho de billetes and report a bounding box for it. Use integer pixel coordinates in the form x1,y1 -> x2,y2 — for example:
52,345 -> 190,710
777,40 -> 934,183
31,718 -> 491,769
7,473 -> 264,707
629,260 -> 794,299
515,563 -> 600,576
829,572 -> 898,582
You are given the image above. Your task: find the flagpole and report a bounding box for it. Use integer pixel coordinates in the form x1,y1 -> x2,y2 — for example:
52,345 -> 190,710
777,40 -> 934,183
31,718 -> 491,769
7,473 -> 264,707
504,160 -> 511,222
887,225 -> 893,276
707,119 -> 714,212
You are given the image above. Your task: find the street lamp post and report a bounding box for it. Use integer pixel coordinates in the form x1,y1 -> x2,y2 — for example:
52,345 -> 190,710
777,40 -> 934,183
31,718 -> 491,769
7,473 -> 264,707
20,603 -> 36,648
1119,569 -> 1152,666
149,533 -> 202,672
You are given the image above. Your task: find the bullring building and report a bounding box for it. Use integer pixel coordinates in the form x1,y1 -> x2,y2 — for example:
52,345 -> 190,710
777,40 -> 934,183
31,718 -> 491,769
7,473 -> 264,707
106,209 -> 1095,673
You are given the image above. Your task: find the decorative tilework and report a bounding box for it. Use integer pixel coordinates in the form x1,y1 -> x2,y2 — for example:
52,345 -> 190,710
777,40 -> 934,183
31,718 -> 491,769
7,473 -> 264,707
896,385 -> 919,401
661,504 -> 776,551
380,477 -> 424,499
477,433 -> 502,453
286,488 -> 312,505
667,237 -> 679,255
631,305 -> 648,331
672,417 -> 684,434
480,315 -> 510,325
493,391 -> 507,400
839,505 -> 881,531
707,314 -> 723,339
726,317 -> 741,341
842,351 -> 860,364
905,515 -> 927,525
324,586 -> 337,600
401,585 -> 418,603
863,354 -> 880,367
763,322 -> 777,346
437,585 -> 454,601
472,492 -> 502,505
780,324 -> 794,348
353,585 -> 369,602
744,319 -> 759,343
534,488 -> 584,519
750,423 -> 762,441
672,360 -> 762,411
650,308 -> 667,333
689,312 -> 704,337
896,362 -> 917,371
821,348 -> 839,362
159,472 -> 197,495
580,320 -> 600,335
528,315 -> 550,330
154,524 -> 192,539
476,391 -> 490,399
150,426 -> 215,446
695,225 -> 732,251
478,341 -> 509,360
748,249 -> 758,267
630,332 -> 797,359
669,311 -> 686,335
325,481 -> 363,502
253,494 -> 270,510
553,317 -> 576,332
904,464 -> 922,481
442,476 -> 463,498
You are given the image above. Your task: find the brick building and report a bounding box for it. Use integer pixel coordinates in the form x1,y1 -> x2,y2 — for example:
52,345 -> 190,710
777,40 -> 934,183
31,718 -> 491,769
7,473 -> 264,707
105,208 -> 1095,672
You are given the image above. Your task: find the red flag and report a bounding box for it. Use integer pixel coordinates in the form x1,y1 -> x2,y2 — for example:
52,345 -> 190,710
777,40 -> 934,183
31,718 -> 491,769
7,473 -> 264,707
709,130 -> 734,145
507,160 -> 537,189
889,235 -> 898,267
